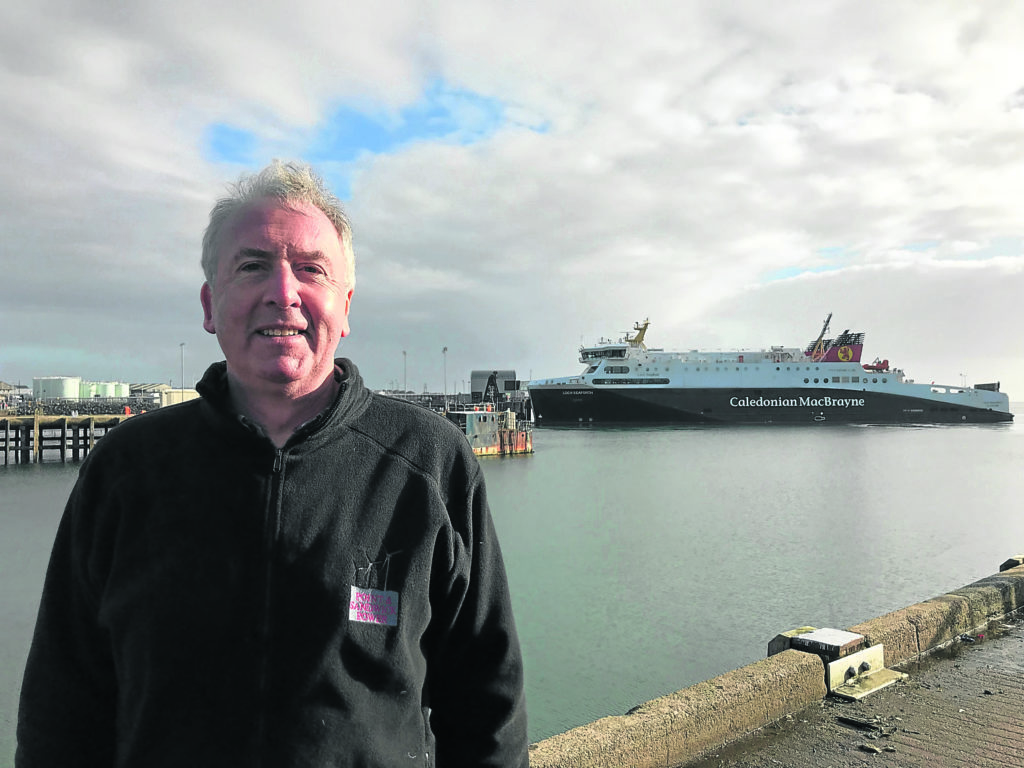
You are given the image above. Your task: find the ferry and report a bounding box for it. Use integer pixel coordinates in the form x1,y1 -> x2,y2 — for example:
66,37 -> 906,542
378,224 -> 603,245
527,315 -> 1013,425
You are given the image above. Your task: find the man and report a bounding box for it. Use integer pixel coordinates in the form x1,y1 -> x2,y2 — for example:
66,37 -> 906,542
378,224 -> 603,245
17,161 -> 528,767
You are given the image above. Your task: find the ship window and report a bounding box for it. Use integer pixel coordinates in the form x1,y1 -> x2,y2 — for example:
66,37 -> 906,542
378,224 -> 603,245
776,367 -> 780,371
804,378 -> 809,383
841,376 -> 849,383
823,378 -> 829,383
814,378 -> 819,383
882,378 -> 887,383
593,377 -> 669,385
852,376 -> 859,383
872,378 -> 878,383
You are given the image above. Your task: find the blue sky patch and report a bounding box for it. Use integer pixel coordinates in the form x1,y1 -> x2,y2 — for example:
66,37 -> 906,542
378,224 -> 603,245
763,245 -> 852,282
202,79 -> 511,198
762,264 -> 843,282
904,239 -> 940,252
936,236 -> 1022,261
309,80 -> 506,163
205,124 -> 258,165
763,266 -> 803,281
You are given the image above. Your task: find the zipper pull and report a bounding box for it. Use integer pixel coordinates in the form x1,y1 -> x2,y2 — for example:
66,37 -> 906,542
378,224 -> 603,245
273,449 -> 284,473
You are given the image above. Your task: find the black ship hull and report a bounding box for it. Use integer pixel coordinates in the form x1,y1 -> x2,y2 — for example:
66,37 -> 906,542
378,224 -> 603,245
530,386 -> 1013,425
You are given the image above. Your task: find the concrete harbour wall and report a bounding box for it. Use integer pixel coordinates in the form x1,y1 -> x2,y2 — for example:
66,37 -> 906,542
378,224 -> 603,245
528,558 -> 1024,768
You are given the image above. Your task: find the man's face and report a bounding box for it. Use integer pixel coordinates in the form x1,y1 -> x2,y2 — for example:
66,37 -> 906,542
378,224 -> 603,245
200,197 -> 353,398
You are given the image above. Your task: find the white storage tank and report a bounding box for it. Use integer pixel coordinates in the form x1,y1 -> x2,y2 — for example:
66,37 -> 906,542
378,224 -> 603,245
34,376 -> 81,400
79,380 -> 131,398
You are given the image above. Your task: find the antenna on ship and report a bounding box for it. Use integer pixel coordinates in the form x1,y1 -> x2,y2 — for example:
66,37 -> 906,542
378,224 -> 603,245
626,319 -> 649,350
809,312 -> 832,362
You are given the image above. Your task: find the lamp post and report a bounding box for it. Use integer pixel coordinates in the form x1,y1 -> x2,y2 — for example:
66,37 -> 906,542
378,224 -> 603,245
403,350 -> 407,395
179,343 -> 185,403
442,346 -> 448,410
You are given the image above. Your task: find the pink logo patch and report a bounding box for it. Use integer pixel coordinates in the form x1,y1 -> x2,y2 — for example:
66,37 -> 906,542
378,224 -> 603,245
349,586 -> 399,626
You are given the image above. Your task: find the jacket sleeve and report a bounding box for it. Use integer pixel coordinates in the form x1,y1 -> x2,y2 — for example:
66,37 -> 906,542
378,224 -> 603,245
427,464 -> 529,767
17,470 -> 118,767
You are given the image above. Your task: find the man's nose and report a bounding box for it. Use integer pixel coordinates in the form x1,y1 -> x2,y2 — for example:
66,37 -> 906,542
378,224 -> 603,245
264,263 -> 300,307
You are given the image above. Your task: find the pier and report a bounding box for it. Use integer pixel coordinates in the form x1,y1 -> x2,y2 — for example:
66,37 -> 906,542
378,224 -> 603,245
528,557 -> 1024,767
1,415 -> 128,464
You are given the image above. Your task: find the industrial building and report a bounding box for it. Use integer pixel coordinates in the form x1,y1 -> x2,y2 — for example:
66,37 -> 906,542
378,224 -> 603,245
469,370 -> 527,404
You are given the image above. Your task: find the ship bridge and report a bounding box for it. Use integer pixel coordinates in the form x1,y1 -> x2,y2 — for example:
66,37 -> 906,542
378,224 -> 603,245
578,320 -> 649,364
579,345 -> 628,364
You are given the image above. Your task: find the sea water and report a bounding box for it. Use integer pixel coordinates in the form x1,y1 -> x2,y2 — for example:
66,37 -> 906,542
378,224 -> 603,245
3,414 -> 1024,761
483,416 -> 1024,740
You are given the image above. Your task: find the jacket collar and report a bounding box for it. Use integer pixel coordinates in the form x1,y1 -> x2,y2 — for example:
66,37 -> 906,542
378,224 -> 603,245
196,358 -> 370,450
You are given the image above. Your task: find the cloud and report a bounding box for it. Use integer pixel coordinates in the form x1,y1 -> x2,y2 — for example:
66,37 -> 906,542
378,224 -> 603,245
1,0 -> 1023,399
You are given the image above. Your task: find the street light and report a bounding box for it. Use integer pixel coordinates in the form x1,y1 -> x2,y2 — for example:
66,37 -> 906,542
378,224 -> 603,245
403,350 -> 407,395
442,346 -> 448,410
179,343 -> 185,403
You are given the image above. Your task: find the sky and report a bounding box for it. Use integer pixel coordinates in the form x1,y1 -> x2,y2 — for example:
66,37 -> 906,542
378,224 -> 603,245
2,1 -> 1023,398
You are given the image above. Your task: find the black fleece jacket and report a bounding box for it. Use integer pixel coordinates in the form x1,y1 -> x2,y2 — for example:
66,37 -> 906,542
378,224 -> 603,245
17,359 -> 528,767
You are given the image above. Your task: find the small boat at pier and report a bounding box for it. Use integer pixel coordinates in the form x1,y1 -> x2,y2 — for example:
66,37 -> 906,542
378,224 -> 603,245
446,405 -> 534,456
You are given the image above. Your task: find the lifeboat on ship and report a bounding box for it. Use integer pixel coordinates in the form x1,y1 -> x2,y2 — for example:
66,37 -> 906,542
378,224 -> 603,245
862,358 -> 889,372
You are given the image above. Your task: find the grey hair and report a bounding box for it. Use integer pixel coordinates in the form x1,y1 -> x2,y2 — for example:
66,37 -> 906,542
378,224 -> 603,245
201,160 -> 355,288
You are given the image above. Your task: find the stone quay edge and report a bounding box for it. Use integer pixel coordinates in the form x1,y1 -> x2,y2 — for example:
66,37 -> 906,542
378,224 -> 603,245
527,559 -> 1024,768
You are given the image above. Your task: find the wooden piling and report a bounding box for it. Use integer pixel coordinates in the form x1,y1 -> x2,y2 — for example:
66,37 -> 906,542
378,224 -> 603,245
1,415 -> 128,464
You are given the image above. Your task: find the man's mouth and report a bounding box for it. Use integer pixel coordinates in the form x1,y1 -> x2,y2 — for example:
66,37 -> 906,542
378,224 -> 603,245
259,329 -> 303,337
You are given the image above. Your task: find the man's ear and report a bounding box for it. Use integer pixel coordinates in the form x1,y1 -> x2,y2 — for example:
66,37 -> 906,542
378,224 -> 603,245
200,283 -> 216,334
339,289 -> 353,337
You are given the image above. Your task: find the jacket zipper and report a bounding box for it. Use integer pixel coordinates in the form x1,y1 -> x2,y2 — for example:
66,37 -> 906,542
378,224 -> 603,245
255,448 -> 285,766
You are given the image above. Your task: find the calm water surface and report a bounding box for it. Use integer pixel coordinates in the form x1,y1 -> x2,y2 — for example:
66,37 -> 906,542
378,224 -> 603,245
3,413 -> 1024,761
482,415 -> 1024,740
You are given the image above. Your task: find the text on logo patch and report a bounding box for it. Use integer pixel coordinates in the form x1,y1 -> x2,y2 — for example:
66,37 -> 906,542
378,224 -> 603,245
349,586 -> 399,626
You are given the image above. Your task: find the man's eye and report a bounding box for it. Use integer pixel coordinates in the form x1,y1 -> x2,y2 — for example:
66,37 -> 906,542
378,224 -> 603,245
299,265 -> 326,275
239,262 -> 265,272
